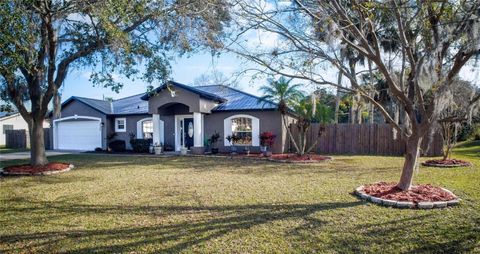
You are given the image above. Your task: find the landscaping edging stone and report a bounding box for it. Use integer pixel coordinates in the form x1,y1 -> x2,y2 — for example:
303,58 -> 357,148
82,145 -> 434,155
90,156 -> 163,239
354,185 -> 460,209
0,164 -> 74,176
266,156 -> 333,164
421,162 -> 472,168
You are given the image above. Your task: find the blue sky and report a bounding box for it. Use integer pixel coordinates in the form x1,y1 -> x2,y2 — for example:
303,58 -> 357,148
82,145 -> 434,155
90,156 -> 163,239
61,49 -> 480,103
61,51 -> 262,102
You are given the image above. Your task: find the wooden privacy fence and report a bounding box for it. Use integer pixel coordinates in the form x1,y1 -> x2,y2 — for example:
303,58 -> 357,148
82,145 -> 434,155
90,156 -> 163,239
289,123 -> 443,156
5,128 -> 51,149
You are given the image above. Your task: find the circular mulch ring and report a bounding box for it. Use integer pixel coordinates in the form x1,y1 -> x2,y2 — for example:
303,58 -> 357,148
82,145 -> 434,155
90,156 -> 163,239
1,163 -> 74,176
422,159 -> 472,168
267,154 -> 332,164
354,182 -> 460,209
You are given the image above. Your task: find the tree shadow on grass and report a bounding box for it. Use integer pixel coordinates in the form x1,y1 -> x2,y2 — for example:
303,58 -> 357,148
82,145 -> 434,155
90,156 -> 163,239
352,214 -> 479,253
1,199 -> 362,253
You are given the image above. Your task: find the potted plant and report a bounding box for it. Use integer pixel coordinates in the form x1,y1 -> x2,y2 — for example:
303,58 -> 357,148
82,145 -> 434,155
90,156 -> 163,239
154,142 -> 163,155
226,134 -> 240,154
180,146 -> 188,155
260,131 -> 276,157
243,146 -> 250,155
209,132 -> 220,154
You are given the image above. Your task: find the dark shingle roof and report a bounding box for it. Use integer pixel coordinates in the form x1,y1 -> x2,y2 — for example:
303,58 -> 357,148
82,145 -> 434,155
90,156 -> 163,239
73,97 -> 112,114
195,85 -> 278,111
112,93 -> 148,114
63,93 -> 148,115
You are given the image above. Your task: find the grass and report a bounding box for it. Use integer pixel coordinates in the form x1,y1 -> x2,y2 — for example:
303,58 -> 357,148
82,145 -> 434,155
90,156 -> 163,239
0,142 -> 479,253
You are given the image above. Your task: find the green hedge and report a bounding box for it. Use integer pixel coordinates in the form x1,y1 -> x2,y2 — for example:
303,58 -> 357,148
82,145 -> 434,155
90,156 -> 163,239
130,139 -> 151,153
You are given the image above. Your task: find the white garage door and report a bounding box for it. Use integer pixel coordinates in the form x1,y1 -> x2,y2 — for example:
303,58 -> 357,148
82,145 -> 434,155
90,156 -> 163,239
57,120 -> 101,150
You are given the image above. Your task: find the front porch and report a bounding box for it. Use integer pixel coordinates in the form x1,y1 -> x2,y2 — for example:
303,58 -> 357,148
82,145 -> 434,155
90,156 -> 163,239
143,82 -> 225,154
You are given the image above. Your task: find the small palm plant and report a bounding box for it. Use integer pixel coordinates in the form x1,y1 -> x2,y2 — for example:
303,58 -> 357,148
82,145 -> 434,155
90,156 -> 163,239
259,77 -> 303,153
259,77 -> 325,156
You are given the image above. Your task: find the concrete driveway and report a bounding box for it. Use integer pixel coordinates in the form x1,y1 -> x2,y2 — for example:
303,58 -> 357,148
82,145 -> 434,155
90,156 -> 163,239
0,150 -> 78,162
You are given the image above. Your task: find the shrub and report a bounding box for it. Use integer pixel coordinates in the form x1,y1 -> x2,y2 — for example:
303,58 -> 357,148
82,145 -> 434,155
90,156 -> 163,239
109,140 -> 126,152
458,123 -> 480,141
260,131 -> 276,148
94,147 -> 103,152
130,139 -> 151,153
457,124 -> 473,141
164,143 -> 174,151
473,124 -> 480,140
210,132 -> 220,148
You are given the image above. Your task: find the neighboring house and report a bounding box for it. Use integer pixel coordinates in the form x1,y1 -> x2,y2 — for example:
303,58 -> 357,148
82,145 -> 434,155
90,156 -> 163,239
51,81 -> 296,153
0,112 -> 49,146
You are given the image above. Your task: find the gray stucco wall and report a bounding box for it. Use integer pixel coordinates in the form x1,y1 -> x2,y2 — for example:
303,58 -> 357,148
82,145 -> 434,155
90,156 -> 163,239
204,110 -> 286,153
148,86 -> 218,114
107,114 -> 151,150
158,110 -> 288,153
160,115 -> 175,150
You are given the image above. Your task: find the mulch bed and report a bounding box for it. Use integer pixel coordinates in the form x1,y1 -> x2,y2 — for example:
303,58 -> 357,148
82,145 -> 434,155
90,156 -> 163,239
207,153 -> 332,163
1,162 -> 73,176
363,182 -> 457,203
268,154 -> 332,163
422,159 -> 472,168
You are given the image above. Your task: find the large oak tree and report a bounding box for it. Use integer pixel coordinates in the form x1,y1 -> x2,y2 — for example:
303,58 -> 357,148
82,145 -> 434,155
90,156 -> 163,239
0,0 -> 230,165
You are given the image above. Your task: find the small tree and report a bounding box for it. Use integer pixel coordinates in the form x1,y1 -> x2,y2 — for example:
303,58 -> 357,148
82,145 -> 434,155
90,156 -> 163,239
436,79 -> 480,160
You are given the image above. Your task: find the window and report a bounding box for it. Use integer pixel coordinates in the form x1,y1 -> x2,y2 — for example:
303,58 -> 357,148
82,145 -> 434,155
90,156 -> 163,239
3,124 -> 13,134
231,117 -> 252,145
115,118 -> 126,132
142,120 -> 153,139
224,114 -> 260,146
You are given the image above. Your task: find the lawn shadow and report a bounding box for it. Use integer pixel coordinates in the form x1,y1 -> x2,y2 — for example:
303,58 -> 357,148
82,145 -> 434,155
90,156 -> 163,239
1,198 -> 363,253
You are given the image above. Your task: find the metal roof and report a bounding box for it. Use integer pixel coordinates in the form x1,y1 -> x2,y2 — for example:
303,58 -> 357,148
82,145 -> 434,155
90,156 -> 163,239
195,85 -> 278,111
141,81 -> 226,102
62,82 -> 278,115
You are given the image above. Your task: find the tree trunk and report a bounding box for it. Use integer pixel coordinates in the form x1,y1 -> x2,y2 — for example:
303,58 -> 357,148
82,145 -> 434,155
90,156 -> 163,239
349,97 -> 355,124
369,101 -> 374,124
282,114 -> 300,153
29,119 -> 48,166
334,71 -> 343,124
397,136 -> 422,190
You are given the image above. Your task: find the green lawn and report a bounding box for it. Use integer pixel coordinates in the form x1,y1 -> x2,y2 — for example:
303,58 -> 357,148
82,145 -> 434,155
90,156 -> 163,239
1,142 -> 479,253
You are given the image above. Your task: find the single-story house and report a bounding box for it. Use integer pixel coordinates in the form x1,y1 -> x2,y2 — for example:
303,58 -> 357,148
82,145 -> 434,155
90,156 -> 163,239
50,81 -> 296,153
1,112 -> 49,146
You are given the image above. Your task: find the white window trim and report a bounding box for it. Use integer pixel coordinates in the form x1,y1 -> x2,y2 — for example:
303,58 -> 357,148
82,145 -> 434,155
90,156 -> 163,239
115,117 -> 127,132
223,114 -> 259,146
136,117 -> 154,139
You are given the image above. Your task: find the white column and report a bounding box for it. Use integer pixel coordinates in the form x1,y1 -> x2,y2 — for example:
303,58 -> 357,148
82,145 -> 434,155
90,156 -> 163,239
152,114 -> 161,145
193,112 -> 203,147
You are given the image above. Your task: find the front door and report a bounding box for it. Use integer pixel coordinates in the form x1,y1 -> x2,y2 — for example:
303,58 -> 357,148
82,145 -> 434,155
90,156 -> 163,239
177,116 -> 194,151
183,118 -> 194,149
